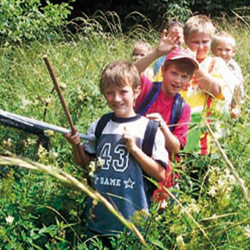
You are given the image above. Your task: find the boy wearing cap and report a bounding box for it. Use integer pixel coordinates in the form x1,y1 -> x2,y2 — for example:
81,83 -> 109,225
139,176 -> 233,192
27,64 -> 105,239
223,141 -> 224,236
135,45 -> 198,159
135,38 -> 198,207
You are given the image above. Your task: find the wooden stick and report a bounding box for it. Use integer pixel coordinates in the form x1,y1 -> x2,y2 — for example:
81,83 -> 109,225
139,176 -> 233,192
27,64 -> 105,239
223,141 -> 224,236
43,55 -> 88,168
43,55 -> 77,134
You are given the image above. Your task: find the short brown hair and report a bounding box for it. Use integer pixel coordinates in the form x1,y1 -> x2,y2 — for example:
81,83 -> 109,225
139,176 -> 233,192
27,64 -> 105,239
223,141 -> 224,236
184,15 -> 216,41
163,59 -> 196,77
100,61 -> 141,95
167,21 -> 184,33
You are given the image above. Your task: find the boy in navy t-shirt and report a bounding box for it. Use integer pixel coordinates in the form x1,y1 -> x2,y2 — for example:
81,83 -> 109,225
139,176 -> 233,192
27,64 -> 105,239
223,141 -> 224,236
65,61 -> 169,245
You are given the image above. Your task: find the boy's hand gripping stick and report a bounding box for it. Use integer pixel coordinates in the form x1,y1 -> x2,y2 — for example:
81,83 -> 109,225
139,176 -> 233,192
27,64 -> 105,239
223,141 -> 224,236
43,55 -> 83,158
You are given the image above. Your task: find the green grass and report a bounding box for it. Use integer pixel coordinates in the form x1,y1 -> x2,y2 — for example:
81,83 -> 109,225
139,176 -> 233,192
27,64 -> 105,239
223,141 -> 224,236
0,12 -> 249,249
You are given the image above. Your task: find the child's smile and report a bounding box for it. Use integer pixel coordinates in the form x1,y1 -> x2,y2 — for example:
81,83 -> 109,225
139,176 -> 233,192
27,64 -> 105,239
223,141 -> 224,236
162,64 -> 190,96
104,85 -> 137,118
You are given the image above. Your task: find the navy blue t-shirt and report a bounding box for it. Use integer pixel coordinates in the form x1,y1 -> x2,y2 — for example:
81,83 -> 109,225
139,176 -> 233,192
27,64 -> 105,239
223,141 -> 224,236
84,114 -> 168,235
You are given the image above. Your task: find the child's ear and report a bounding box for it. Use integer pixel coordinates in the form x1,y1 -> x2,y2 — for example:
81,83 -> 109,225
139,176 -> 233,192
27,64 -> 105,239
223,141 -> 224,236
161,64 -> 165,75
232,47 -> 236,56
134,86 -> 141,99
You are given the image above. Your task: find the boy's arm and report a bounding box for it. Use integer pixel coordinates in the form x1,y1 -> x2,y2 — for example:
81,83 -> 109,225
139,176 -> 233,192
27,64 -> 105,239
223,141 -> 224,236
146,113 -> 180,155
123,128 -> 166,182
64,132 -> 91,166
159,122 -> 180,156
135,29 -> 178,74
194,69 -> 221,97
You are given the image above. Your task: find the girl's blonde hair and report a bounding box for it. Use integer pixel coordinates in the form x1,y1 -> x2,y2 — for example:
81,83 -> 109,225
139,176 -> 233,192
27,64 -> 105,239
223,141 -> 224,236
131,41 -> 152,56
211,31 -> 236,53
100,61 -> 141,95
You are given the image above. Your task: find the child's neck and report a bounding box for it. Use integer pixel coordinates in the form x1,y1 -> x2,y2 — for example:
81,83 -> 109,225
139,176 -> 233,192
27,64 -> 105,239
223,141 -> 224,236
162,86 -> 176,97
197,58 -> 205,63
114,110 -> 137,118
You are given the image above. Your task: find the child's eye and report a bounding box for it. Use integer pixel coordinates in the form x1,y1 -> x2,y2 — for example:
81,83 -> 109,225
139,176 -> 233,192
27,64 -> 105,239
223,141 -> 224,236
192,40 -> 210,46
105,91 -> 114,96
202,40 -> 210,45
170,70 -> 178,76
181,74 -> 189,81
133,53 -> 145,57
192,41 -> 200,46
121,90 -> 128,95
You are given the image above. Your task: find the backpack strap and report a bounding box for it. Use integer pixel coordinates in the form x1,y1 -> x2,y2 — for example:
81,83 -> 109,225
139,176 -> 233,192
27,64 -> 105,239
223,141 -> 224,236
95,112 -> 114,140
169,93 -> 185,132
135,81 -> 162,115
95,112 -> 159,157
142,120 -> 160,156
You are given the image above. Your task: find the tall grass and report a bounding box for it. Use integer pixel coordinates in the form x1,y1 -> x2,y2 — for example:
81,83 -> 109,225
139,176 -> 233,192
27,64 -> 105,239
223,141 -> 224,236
0,11 -> 249,249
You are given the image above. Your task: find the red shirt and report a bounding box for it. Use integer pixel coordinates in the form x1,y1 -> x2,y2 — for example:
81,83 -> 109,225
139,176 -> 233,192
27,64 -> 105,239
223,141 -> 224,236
135,75 -> 191,149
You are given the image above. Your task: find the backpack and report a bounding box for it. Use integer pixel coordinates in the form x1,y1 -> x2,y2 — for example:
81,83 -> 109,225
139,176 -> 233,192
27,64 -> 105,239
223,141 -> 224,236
135,81 -> 185,132
94,112 -> 159,157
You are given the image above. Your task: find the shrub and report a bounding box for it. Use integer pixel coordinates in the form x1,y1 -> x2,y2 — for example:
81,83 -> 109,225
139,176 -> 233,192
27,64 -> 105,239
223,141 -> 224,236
190,0 -> 250,17
0,0 -> 74,45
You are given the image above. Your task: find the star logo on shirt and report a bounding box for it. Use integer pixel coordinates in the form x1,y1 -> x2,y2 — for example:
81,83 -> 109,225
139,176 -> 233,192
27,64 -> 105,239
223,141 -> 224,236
124,178 -> 135,189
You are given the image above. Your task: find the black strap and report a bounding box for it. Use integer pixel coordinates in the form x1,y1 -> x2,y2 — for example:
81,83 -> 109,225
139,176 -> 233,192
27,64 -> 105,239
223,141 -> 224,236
95,112 -> 114,140
142,120 -> 160,156
136,82 -> 185,132
169,93 -> 185,132
37,133 -> 51,151
95,112 -> 158,157
135,81 -> 162,115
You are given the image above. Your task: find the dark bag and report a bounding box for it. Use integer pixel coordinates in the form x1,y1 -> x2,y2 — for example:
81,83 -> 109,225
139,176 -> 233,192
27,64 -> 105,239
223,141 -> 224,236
135,82 -> 185,132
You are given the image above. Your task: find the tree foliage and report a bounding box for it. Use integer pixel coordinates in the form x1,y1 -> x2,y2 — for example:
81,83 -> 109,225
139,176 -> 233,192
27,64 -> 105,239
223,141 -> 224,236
0,0 -> 74,45
191,0 -> 250,16
67,0 -> 250,31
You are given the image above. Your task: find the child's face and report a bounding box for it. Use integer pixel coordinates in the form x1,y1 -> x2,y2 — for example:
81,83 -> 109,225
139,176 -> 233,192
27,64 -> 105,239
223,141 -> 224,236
103,84 -> 139,118
132,47 -> 149,61
169,26 -> 184,47
213,39 -> 235,63
185,32 -> 211,62
161,63 -> 191,96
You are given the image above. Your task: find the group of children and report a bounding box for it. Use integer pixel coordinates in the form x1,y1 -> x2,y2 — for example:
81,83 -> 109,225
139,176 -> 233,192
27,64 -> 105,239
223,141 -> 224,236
64,14 -> 245,247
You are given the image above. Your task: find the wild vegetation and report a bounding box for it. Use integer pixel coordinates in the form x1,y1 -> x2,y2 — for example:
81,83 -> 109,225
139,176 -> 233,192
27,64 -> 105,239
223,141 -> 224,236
0,2 -> 250,249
